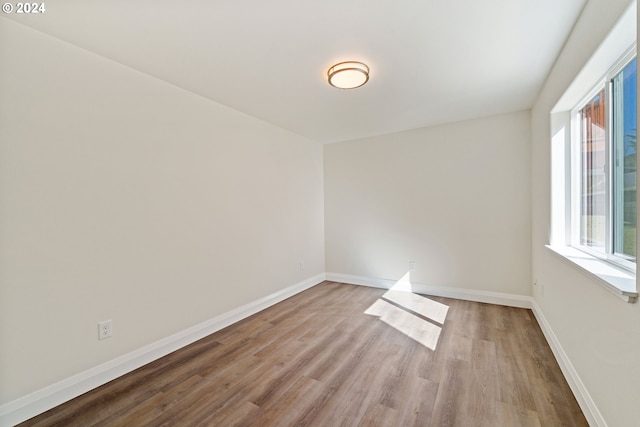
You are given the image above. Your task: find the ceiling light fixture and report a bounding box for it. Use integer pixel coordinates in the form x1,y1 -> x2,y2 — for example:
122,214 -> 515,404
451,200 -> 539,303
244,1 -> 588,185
327,61 -> 369,89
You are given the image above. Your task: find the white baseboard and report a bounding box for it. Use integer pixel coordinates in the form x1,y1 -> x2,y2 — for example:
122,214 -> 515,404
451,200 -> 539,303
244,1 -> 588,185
325,272 -> 533,308
530,300 -> 607,427
2,273 -> 606,427
0,273 -> 326,427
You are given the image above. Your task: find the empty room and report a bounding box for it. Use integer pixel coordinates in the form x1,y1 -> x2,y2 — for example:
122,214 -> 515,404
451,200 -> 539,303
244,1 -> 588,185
0,0 -> 638,426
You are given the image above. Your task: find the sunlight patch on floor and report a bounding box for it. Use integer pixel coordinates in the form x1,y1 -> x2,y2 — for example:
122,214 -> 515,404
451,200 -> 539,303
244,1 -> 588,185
364,272 -> 449,350
382,290 -> 448,325
364,299 -> 442,350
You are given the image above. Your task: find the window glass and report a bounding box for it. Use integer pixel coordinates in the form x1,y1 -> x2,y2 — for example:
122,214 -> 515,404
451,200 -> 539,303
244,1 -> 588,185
580,89 -> 607,251
613,58 -> 637,260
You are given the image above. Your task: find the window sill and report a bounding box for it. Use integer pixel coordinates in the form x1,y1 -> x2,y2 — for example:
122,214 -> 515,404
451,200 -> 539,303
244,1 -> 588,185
546,245 -> 637,303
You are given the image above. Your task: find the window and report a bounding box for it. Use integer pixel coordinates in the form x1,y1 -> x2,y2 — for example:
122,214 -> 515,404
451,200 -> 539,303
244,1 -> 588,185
549,5 -> 637,302
573,54 -> 637,270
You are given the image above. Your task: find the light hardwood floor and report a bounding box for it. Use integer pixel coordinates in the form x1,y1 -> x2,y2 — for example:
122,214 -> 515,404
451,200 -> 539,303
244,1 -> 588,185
19,281 -> 588,426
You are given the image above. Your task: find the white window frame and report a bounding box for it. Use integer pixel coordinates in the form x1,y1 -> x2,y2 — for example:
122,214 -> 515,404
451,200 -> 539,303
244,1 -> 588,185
570,46 -> 637,273
548,3 -> 637,303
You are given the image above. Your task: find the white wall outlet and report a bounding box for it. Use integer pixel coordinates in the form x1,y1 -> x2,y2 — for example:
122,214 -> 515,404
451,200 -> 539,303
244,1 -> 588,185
98,320 -> 112,340
409,261 -> 416,271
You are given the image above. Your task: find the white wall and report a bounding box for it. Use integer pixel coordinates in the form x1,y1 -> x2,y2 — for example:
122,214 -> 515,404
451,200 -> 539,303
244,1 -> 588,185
0,19 -> 324,405
324,111 -> 531,295
531,0 -> 640,425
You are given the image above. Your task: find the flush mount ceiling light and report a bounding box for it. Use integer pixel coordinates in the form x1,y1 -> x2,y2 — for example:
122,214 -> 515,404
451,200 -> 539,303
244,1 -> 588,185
327,61 -> 369,89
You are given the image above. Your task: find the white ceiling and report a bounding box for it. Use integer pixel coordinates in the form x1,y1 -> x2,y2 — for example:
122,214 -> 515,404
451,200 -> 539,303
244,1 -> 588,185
3,0 -> 586,143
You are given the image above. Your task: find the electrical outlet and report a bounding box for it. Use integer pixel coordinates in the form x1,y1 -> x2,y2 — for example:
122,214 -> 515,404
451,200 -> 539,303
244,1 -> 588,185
409,261 -> 416,271
98,320 -> 112,340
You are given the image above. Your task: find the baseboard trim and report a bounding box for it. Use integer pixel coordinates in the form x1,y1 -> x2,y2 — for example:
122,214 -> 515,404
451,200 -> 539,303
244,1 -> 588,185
0,273 -> 326,427
530,300 -> 607,427
2,273 -> 606,427
325,272 -> 533,308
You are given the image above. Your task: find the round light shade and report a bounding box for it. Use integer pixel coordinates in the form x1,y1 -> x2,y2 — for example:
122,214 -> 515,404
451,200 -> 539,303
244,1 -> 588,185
327,61 -> 369,89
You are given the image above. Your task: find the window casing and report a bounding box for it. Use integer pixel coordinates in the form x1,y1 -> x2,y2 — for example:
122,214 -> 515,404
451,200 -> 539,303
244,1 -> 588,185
571,50 -> 637,272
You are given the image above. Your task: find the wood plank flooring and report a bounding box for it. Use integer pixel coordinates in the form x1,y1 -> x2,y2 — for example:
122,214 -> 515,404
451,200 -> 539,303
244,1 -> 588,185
19,281 -> 588,426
